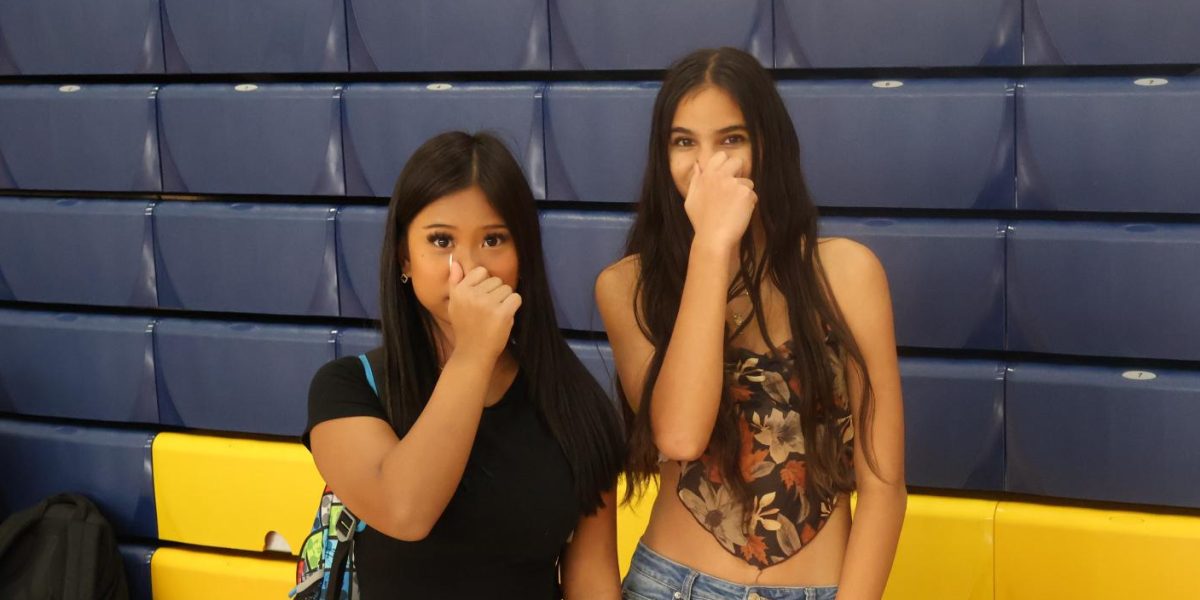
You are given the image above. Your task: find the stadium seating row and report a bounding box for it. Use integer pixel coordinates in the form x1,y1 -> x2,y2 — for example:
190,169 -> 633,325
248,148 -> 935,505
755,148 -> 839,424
1,0 -> 1197,74
11,446 -> 1200,600
0,79 -> 1198,214
2,199 -> 1198,361
1,329 -> 1197,505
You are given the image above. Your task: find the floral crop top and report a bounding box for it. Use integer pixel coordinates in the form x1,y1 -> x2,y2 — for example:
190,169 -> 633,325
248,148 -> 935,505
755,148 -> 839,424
676,332 -> 854,568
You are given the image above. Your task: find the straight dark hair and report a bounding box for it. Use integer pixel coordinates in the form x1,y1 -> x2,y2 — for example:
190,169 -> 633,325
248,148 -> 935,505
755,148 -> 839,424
622,48 -> 880,509
377,131 -> 625,514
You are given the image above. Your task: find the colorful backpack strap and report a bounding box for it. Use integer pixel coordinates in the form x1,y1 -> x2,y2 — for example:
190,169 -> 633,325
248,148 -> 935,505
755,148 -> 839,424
357,354 -> 378,396
291,356 -> 377,599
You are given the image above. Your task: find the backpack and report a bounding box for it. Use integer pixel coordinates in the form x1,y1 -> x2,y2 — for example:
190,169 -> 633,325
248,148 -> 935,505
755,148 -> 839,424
290,354 -> 376,600
0,493 -> 130,600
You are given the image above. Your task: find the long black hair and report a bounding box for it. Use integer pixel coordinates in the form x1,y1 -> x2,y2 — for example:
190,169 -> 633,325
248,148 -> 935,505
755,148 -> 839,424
378,131 -> 625,513
622,48 -> 880,508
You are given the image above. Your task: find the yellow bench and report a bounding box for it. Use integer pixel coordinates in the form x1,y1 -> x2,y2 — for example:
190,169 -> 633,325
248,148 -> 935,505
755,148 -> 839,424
884,495 -> 996,600
151,547 -> 295,599
153,432 -> 324,554
995,501 -> 1200,599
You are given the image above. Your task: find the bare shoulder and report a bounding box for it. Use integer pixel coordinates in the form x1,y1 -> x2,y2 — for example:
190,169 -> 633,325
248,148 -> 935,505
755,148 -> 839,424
594,253 -> 641,301
815,237 -> 891,317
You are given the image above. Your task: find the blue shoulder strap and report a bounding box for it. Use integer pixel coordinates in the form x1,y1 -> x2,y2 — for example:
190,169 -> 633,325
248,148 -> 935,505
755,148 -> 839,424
357,354 -> 378,396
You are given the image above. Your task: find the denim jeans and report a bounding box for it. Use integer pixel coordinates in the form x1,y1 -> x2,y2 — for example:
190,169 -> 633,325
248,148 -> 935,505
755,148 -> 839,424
623,543 -> 839,600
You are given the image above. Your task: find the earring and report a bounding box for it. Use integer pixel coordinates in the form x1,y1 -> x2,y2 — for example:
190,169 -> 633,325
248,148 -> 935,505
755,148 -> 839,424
400,273 -> 410,284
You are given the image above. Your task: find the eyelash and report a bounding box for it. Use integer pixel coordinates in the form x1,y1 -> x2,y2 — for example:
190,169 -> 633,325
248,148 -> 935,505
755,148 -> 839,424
670,135 -> 747,147
426,232 -> 509,249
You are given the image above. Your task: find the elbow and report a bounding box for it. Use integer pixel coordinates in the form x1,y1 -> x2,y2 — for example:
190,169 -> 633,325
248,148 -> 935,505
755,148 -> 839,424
377,503 -> 435,542
653,431 -> 708,462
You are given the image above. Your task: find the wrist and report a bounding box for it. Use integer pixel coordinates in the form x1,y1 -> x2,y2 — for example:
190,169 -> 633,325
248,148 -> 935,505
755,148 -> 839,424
444,346 -> 499,371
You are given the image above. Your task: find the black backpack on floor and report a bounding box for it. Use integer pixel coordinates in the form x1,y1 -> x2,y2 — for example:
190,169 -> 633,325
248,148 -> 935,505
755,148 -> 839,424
0,493 -> 130,600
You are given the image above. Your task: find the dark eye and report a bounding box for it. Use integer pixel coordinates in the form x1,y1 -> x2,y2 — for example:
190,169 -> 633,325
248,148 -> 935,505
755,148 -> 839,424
483,233 -> 509,248
723,134 -> 747,145
671,137 -> 694,148
427,232 -> 453,249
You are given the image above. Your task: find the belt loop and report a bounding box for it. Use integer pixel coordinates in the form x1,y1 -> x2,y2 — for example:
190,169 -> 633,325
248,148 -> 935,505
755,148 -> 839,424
679,569 -> 699,599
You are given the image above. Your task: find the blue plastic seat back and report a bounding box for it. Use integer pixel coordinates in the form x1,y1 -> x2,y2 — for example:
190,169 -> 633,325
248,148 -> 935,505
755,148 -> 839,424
1025,0 -> 1200,65
0,0 -> 163,75
1006,363 -> 1200,508
782,79 -> 1015,210
335,206 -> 387,319
0,419 -> 157,538
154,202 -> 338,316
154,319 -> 337,436
1007,221 -> 1200,361
0,85 -> 161,192
0,197 -> 156,307
540,211 -> 633,332
820,217 -> 1006,350
342,84 -> 544,198
157,84 -> 344,195
1017,77 -> 1200,214
774,0 -> 1019,68
346,0 -> 548,71
0,310 -> 157,424
900,358 -> 1005,491
544,83 -> 658,203
161,0 -> 347,73
549,0 -> 772,70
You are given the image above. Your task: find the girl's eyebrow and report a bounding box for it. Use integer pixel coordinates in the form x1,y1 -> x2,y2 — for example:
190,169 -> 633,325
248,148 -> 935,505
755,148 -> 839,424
670,124 -> 748,135
423,223 -> 508,229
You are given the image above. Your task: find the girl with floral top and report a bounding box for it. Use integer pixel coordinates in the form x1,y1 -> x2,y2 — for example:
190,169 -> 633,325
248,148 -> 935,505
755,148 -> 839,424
596,48 -> 907,600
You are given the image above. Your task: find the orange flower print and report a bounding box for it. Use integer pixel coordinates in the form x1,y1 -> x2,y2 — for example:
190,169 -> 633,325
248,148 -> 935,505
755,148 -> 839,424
739,533 -> 768,565
800,523 -> 818,545
779,460 -> 807,494
741,447 -> 771,481
700,452 -> 724,484
788,374 -> 802,398
730,384 -> 753,403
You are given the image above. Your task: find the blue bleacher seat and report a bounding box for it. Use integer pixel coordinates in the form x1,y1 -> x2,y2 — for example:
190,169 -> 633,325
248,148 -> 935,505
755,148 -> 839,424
0,198 -> 156,307
0,85 -> 161,192
160,0 -> 347,73
1017,77 -> 1200,214
774,0 -> 1020,68
0,310 -> 157,424
780,79 -> 1015,210
1007,222 -> 1200,361
0,0 -> 163,75
336,328 -> 382,358
342,84 -> 545,198
154,319 -> 336,437
549,0 -> 772,70
544,83 -> 658,203
0,419 -> 157,538
1025,0 -> 1200,65
1006,363 -> 1200,508
335,206 -> 387,319
900,358 -> 1005,491
567,339 -> 617,402
820,218 -> 1006,350
157,84 -> 344,195
346,0 -> 548,71
119,544 -> 155,600
154,202 -> 338,316
541,212 -> 633,332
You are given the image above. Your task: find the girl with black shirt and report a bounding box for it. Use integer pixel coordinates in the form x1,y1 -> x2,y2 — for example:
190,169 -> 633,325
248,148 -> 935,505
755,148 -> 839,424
305,132 -> 625,599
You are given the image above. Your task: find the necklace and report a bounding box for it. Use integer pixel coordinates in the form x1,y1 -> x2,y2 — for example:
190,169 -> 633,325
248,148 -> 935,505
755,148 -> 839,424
728,289 -> 751,328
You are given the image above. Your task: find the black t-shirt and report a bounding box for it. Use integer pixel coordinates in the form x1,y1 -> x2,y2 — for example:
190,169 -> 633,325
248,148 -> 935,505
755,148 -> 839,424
305,350 -> 580,599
